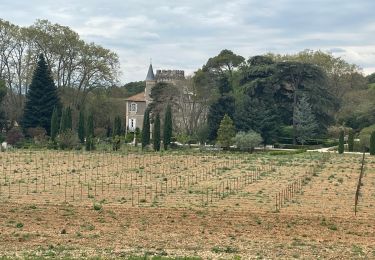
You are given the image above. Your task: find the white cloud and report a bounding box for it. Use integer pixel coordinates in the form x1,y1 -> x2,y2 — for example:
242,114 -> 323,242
1,0 -> 374,81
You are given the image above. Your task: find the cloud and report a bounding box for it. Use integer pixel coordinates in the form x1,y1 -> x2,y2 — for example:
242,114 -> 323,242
0,0 -> 374,82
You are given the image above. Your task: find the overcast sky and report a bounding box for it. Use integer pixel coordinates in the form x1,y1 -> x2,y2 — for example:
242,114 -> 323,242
1,0 -> 375,83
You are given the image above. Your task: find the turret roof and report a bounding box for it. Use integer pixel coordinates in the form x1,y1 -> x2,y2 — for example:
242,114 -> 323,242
145,63 -> 155,81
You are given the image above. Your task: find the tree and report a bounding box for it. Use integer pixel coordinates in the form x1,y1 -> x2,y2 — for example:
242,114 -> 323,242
50,107 -> 59,141
141,108 -> 150,149
216,114 -> 236,149
113,116 -> 122,137
59,107 -> 69,133
66,107 -> 72,130
348,129 -> 354,152
78,110 -> 85,143
235,96 -> 280,145
204,49 -> 245,86
274,61 -> 336,144
153,114 -> 161,151
294,95 -> 318,145
370,131 -> 375,155
163,104 -> 173,150
233,131 -> 262,153
86,112 -> 94,138
338,129 -> 344,154
22,54 -> 61,134
0,78 -> 7,131
207,95 -> 235,141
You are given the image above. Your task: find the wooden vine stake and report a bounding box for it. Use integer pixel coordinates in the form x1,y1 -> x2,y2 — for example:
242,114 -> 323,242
354,151 -> 366,216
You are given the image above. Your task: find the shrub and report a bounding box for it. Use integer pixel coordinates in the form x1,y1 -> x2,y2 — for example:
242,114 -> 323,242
232,131 -> 262,152
27,127 -> 47,144
56,130 -> 79,150
6,127 -> 24,145
359,124 -> 375,151
85,136 -> 96,151
112,135 -> 122,151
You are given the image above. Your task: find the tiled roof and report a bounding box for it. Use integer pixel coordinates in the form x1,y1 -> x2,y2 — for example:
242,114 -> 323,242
125,92 -> 146,102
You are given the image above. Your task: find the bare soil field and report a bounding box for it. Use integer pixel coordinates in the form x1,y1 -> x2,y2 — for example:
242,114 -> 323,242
0,150 -> 374,259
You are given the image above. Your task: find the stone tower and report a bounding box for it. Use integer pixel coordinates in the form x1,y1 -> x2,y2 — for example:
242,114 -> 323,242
145,63 -> 156,106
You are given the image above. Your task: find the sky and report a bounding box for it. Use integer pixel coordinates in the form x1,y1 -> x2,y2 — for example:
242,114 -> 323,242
1,0 -> 375,83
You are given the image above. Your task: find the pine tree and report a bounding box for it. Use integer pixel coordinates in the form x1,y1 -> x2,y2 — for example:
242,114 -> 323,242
294,95 -> 318,145
348,129 -> 354,152
22,54 -> 61,134
50,107 -> 59,141
338,129 -> 344,154
86,112 -> 94,138
163,104 -> 173,150
370,131 -> 375,155
216,114 -> 236,149
78,110 -> 85,143
153,114 -> 161,151
141,108 -> 150,149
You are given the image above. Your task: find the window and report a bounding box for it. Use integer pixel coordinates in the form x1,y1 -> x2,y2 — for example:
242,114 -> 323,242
130,103 -> 137,112
128,118 -> 136,132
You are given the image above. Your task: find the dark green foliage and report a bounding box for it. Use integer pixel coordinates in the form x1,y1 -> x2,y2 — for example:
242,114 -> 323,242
112,135 -> 121,151
216,114 -> 236,149
338,130 -> 344,154
78,110 -> 85,143
141,108 -> 150,149
86,112 -> 94,138
134,127 -> 140,146
207,94 -> 235,141
113,116 -> 122,137
234,96 -> 279,145
121,81 -> 146,97
153,114 -> 161,151
59,107 -> 70,133
163,104 -> 173,150
22,54 -> 61,134
294,95 -> 318,145
50,107 -> 59,141
370,131 -> 375,155
66,107 -> 72,130
348,129 -> 354,152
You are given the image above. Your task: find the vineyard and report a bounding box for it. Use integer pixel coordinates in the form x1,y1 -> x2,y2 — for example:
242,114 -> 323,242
0,150 -> 375,258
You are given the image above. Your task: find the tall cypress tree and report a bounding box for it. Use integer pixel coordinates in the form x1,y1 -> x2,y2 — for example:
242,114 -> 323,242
78,110 -> 85,143
142,108 -> 150,149
348,129 -> 354,152
338,129 -> 344,154
50,107 -> 59,141
163,104 -> 173,150
370,131 -> 375,155
22,54 -> 61,134
66,107 -> 72,130
60,108 -> 67,133
113,116 -> 122,137
86,112 -> 94,138
153,113 -> 161,151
